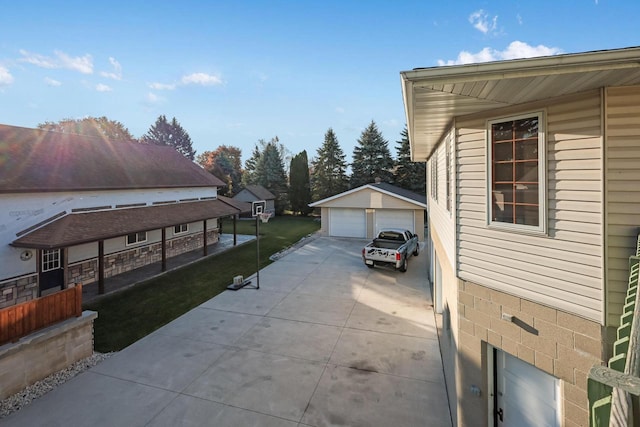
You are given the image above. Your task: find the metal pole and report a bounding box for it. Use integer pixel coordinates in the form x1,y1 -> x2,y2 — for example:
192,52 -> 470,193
256,215 -> 260,289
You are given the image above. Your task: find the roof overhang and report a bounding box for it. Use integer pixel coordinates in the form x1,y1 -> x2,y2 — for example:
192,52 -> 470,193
12,199 -> 247,250
309,184 -> 427,208
401,46 -> 640,160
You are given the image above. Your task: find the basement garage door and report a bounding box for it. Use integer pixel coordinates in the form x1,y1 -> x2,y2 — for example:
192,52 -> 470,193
375,210 -> 414,235
329,208 -> 366,238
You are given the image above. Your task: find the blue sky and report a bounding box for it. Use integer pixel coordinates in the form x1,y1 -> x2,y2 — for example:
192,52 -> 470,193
1,1 -> 638,164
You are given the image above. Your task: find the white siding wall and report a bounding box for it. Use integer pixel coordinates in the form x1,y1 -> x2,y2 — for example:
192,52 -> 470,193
428,128 -> 456,274
605,85 -> 640,325
457,92 -> 604,322
0,187 -> 217,280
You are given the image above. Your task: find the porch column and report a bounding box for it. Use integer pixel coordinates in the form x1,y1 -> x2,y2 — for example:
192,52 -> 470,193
203,219 -> 208,256
98,240 -> 105,294
233,215 -> 237,246
62,247 -> 69,289
161,227 -> 167,272
36,250 -> 42,297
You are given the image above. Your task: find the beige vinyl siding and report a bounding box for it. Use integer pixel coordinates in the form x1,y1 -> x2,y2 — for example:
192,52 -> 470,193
457,91 -> 604,322
319,188 -> 418,209
605,85 -> 640,326
428,129 -> 456,273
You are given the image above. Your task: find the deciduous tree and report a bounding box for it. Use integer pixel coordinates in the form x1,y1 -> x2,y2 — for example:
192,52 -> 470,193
197,145 -> 243,196
38,116 -> 137,142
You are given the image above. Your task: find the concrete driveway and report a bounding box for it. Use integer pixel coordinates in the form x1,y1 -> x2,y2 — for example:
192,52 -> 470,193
3,237 -> 451,427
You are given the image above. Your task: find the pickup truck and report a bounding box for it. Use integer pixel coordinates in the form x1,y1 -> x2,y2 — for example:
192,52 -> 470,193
362,229 -> 420,272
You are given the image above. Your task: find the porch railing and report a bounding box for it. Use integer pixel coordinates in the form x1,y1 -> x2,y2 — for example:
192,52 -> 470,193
0,285 -> 82,346
588,233 -> 640,426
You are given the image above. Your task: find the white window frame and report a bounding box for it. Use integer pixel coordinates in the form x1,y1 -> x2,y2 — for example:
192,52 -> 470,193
126,231 -> 148,246
486,111 -> 546,234
42,249 -> 61,272
174,224 -> 188,234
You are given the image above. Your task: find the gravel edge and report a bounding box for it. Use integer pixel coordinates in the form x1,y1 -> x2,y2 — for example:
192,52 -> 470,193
0,352 -> 115,418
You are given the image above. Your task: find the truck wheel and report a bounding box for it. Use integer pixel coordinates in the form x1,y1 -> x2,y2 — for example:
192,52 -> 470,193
413,246 -> 419,257
399,258 -> 408,272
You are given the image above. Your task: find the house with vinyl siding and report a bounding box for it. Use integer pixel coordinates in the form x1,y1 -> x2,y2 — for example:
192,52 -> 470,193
401,47 -> 640,426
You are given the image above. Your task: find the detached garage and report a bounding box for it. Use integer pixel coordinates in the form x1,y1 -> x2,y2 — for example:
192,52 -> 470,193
310,182 -> 427,240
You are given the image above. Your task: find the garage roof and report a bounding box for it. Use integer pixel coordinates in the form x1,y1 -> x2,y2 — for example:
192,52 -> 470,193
401,46 -> 640,160
309,182 -> 426,208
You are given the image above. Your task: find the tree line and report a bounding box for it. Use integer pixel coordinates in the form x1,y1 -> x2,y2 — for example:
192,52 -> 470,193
37,116 -> 425,216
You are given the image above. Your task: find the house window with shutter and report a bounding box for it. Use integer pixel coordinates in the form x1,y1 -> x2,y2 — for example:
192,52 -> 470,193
488,112 -> 545,232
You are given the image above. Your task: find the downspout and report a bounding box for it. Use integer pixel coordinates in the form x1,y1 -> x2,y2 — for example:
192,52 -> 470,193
601,86 -> 608,332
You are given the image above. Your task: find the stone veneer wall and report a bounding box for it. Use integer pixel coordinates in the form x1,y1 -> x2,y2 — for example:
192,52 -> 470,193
67,229 -> 220,286
458,280 -> 605,427
0,311 -> 97,399
0,274 -> 38,310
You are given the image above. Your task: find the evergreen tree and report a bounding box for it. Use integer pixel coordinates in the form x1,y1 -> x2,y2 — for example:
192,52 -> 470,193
142,115 -> 196,160
289,150 -> 312,215
38,116 -> 137,142
242,141 -> 265,186
197,145 -> 243,196
310,128 -> 349,200
255,139 -> 289,214
350,120 -> 394,187
394,126 -> 426,194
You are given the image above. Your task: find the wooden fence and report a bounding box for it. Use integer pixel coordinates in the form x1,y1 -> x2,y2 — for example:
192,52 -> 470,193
0,285 -> 82,346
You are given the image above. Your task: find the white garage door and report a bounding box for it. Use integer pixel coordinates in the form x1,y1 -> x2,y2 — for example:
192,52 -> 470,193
375,210 -> 414,235
329,208 -> 366,238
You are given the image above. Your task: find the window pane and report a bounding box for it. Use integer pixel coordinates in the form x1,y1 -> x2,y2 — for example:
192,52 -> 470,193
127,234 -> 136,244
515,205 -> 539,226
515,140 -> 537,160
493,202 -> 513,223
515,184 -> 538,204
515,161 -> 538,182
494,142 -> 513,162
493,184 -> 513,203
138,232 -> 146,241
492,121 -> 513,141
515,117 -> 538,139
494,163 -> 513,182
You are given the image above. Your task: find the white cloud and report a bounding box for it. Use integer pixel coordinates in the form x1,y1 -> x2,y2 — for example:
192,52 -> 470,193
96,83 -> 112,92
469,9 -> 498,34
0,66 -> 14,86
437,41 -> 562,66
100,57 -> 122,80
181,72 -> 222,86
44,77 -> 62,86
516,14 -> 523,25
146,92 -> 165,103
149,82 -> 176,90
19,49 -> 93,74
335,107 -> 345,114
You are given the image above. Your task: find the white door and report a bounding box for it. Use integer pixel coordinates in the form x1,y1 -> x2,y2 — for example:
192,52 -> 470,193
494,349 -> 561,427
329,208 -> 366,238
374,210 -> 414,235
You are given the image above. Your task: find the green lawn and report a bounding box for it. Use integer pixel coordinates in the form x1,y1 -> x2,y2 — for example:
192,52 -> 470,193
85,215 -> 320,352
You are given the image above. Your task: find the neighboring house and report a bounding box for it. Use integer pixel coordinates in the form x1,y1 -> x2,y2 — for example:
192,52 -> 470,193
0,124 -> 245,308
233,184 -> 276,215
309,180 -> 426,240
401,47 -> 640,427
